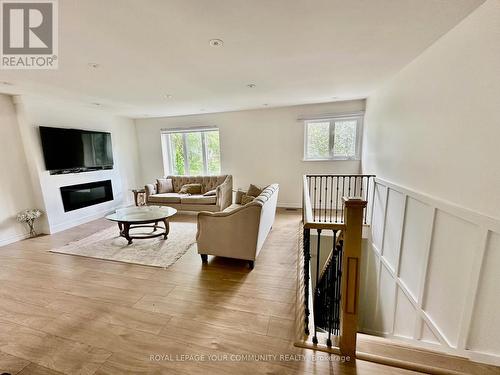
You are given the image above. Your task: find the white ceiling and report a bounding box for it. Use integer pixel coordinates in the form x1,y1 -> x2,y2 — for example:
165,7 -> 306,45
0,0 -> 484,118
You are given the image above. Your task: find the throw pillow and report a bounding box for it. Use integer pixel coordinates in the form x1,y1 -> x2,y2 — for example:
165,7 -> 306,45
247,184 -> 262,197
241,194 -> 255,205
203,189 -> 217,196
179,183 -> 202,195
157,178 -> 173,193
235,190 -> 245,204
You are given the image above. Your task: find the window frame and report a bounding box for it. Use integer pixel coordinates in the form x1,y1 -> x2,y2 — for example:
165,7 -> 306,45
160,127 -> 221,176
303,114 -> 363,161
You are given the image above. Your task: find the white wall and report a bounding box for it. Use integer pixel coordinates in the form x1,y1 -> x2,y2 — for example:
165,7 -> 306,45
361,0 -> 500,365
135,100 -> 365,207
362,0 -> 500,220
0,94 -> 38,245
14,95 -> 141,233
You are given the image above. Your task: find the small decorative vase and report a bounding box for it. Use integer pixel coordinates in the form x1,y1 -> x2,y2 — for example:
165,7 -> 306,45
26,219 -> 37,237
16,209 -> 43,238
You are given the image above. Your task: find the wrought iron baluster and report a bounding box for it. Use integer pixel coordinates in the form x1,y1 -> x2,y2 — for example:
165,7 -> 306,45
303,227 -> 311,335
336,240 -> 343,334
313,228 -> 321,344
330,176 -> 335,223
313,177 -> 317,221
324,177 -> 328,222
327,230 -> 337,347
342,176 -> 345,219
318,177 -> 323,222
335,176 -> 340,223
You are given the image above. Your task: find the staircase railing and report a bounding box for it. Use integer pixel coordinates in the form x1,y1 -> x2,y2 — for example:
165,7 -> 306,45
305,174 -> 375,224
302,174 -> 369,356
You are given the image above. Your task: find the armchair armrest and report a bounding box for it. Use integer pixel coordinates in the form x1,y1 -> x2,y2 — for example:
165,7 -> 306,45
216,175 -> 233,210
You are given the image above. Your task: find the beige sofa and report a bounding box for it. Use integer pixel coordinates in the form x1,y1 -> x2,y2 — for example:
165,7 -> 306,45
145,175 -> 232,212
196,184 -> 279,269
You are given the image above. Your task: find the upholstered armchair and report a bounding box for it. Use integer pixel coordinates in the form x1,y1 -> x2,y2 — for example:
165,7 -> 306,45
196,184 -> 279,269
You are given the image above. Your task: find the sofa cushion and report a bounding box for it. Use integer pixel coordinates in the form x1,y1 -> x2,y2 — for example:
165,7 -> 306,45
247,184 -> 262,197
241,194 -> 255,205
180,195 -> 217,205
157,178 -> 173,193
234,190 -> 245,204
179,183 -> 202,195
148,193 -> 181,204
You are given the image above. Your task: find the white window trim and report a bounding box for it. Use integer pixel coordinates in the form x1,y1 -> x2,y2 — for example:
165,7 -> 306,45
161,127 -> 221,176
303,115 -> 363,161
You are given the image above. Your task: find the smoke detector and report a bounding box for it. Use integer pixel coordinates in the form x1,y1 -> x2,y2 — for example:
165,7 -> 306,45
209,39 -> 224,47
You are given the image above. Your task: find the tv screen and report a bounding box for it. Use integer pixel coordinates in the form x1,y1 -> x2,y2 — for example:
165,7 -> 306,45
39,126 -> 114,172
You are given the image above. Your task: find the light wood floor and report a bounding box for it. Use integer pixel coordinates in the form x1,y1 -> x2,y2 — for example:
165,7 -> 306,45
0,209 -> 419,375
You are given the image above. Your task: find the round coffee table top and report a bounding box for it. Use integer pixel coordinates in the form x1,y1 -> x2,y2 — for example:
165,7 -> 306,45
105,206 -> 177,223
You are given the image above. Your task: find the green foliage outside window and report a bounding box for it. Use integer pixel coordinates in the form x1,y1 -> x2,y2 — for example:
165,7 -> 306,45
170,133 -> 185,174
205,131 -> 221,175
186,132 -> 203,175
167,130 -> 221,175
306,122 -> 330,158
305,119 -> 358,159
333,120 -> 356,157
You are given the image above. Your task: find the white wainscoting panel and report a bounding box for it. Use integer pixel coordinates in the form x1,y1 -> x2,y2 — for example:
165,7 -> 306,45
375,264 -> 397,334
467,231 -> 500,355
394,287 -> 416,339
424,211 -> 480,348
398,198 -> 433,301
381,189 -> 405,272
371,183 -> 387,252
361,178 -> 500,366
421,321 -> 440,345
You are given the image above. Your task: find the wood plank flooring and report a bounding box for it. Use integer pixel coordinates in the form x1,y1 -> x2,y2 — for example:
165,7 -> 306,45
0,209 -> 419,374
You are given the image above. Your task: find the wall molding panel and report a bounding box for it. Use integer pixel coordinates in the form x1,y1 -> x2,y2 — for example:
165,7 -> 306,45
360,178 -> 500,366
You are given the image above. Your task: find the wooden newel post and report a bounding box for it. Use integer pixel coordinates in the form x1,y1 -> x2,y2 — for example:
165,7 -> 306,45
339,197 -> 367,357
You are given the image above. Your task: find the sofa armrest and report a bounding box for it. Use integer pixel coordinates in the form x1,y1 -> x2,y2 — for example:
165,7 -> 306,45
216,175 -> 233,211
145,183 -> 156,200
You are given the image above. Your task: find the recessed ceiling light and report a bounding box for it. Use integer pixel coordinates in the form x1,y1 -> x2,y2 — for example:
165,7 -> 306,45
163,94 -> 173,99
88,62 -> 99,69
209,39 -> 223,47
247,83 -> 256,88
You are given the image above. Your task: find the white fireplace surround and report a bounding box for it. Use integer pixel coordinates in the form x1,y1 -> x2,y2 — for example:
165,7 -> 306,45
12,95 -> 141,234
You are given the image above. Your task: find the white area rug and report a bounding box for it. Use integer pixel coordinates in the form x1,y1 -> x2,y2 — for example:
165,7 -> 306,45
50,221 -> 197,268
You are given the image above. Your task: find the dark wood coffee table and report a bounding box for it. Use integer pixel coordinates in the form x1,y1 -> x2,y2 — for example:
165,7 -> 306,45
105,206 -> 177,244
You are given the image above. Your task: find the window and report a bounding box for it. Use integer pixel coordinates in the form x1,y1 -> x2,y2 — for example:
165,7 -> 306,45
161,128 -> 221,175
304,115 -> 363,160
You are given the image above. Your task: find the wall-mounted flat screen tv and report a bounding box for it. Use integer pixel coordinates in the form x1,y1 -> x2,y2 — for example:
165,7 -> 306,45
39,126 -> 114,173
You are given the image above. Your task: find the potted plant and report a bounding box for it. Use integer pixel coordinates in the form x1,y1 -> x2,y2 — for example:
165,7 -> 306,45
16,209 -> 43,238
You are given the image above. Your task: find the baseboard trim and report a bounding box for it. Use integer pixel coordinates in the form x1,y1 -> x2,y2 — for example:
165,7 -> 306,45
49,204 -> 122,234
277,202 -> 301,209
0,232 -> 30,247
